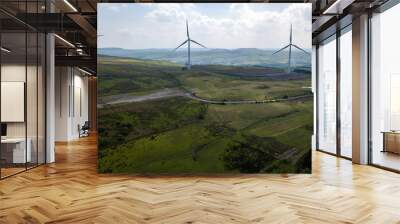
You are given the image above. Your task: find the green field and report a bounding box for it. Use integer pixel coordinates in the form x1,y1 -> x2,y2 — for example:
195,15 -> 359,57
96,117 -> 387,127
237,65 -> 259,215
98,56 -> 312,174
98,56 -> 182,96
180,71 -> 310,101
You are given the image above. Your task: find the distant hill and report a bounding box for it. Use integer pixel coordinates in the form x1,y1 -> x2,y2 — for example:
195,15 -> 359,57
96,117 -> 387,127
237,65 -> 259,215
97,55 -> 310,98
98,47 -> 311,71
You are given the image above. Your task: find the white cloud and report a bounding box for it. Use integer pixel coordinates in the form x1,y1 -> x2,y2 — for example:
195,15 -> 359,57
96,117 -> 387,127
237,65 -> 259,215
102,3 -> 128,12
98,3 -> 311,49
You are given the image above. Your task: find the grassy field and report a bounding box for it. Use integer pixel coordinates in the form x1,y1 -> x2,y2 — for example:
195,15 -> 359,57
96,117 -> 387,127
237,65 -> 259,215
98,56 -> 182,96
98,56 -> 311,100
99,123 -> 230,173
98,56 -> 312,174
181,71 -> 310,101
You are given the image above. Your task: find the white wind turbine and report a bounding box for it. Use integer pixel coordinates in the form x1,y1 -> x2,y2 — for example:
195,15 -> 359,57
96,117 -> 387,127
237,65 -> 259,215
173,20 -> 207,70
273,24 -> 309,73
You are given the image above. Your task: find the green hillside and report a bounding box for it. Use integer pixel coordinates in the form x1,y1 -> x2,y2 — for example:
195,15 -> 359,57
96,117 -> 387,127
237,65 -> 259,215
98,56 -> 182,96
98,56 -> 311,101
98,56 -> 312,174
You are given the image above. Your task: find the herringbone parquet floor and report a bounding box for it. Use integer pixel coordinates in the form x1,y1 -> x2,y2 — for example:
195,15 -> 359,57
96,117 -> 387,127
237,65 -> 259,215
1,135 -> 400,224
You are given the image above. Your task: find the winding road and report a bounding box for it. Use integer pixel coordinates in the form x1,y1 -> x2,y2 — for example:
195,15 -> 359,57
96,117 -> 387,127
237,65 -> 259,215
99,88 -> 312,108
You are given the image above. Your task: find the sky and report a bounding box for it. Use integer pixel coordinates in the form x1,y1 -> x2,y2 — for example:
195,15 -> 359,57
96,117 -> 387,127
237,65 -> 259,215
98,3 -> 311,50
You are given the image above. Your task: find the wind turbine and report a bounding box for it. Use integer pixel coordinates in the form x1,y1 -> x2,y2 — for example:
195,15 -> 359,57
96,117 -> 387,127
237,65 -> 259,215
273,24 -> 309,73
173,20 -> 207,70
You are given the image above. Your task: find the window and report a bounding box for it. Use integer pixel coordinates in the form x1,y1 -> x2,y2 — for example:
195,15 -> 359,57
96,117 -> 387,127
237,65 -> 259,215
370,3 -> 400,171
339,27 -> 352,158
0,2 -> 46,179
317,35 -> 337,154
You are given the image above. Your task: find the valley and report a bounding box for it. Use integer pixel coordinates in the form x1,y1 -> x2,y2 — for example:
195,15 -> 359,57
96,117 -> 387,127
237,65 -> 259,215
97,55 -> 312,174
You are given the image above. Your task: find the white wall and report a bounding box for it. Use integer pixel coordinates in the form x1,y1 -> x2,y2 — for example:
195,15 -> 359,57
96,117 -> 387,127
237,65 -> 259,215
55,67 -> 89,141
1,65 -> 26,139
1,63 -> 46,164
1,82 -> 25,122
1,65 -> 41,138
55,66 -> 70,141
1,64 -> 26,81
72,73 -> 89,138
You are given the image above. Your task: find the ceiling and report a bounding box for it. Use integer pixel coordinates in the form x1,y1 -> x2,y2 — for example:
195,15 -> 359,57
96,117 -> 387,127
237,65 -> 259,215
310,0 -> 390,43
0,0 -> 98,73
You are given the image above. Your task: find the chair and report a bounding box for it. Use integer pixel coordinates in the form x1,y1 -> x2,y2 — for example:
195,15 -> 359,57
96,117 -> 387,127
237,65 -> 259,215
79,121 -> 90,138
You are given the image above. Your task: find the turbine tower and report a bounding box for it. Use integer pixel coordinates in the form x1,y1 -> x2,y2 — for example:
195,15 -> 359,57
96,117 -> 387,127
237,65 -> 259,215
173,20 -> 206,70
273,24 -> 309,73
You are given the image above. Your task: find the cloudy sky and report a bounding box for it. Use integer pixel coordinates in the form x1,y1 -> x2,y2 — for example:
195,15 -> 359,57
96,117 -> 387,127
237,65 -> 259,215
98,3 -> 311,50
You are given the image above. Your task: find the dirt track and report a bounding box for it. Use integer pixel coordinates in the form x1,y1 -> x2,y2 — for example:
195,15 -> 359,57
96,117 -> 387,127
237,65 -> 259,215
99,88 -> 312,107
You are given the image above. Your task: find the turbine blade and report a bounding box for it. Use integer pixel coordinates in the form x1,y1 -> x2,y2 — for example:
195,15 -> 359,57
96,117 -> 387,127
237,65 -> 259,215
186,20 -> 189,38
290,24 -> 292,44
190,39 -> 207,48
272,44 -> 290,55
292,44 -> 310,55
173,40 -> 188,51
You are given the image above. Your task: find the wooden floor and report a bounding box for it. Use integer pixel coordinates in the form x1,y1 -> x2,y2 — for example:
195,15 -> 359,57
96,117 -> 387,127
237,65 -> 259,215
1,135 -> 400,224
1,167 -> 26,178
372,150 -> 400,171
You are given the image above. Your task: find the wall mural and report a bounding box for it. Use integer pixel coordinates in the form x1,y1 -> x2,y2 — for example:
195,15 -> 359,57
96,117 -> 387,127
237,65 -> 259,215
97,3 -> 312,174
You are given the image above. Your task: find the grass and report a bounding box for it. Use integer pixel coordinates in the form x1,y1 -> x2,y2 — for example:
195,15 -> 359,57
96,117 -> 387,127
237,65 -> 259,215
244,101 -> 313,137
98,56 -> 312,100
206,103 -> 295,130
179,70 -> 311,101
98,98 -> 313,174
98,97 -> 207,150
99,123 -> 233,174
98,56 -> 313,174
98,56 -> 182,96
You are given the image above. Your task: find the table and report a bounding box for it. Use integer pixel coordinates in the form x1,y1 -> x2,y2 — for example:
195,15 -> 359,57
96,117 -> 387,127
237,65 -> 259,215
1,138 -> 31,164
382,131 -> 400,154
